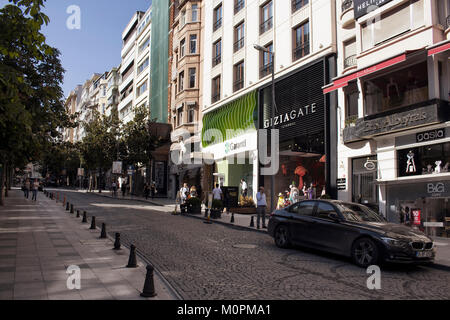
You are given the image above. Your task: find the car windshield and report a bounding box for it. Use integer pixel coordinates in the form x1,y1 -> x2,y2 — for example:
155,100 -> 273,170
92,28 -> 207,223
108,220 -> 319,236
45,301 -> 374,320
335,203 -> 386,222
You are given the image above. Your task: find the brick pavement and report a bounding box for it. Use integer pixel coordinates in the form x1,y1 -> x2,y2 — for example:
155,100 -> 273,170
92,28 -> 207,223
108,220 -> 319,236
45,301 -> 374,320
0,189 -> 177,300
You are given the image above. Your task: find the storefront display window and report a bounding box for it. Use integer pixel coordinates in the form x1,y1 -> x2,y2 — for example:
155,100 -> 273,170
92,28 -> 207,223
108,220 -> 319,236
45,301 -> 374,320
363,62 -> 428,116
352,156 -> 378,209
398,142 -> 450,177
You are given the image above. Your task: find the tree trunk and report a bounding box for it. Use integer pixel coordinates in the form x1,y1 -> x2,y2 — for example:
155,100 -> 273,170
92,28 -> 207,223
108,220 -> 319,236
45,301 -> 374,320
0,162 -> 5,206
4,163 -> 8,198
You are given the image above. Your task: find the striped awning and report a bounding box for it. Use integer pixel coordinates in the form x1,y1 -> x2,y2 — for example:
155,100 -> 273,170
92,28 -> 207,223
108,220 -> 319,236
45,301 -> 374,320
202,90 -> 257,148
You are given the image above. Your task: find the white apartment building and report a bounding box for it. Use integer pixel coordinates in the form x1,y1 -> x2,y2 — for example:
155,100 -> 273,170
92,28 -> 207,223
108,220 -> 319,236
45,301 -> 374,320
118,8 -> 152,124
105,67 -> 120,118
328,0 -> 450,236
200,0 -> 338,206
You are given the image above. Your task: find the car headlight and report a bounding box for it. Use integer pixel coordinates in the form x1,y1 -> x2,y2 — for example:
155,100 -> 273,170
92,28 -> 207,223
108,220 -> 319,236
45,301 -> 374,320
381,237 -> 403,246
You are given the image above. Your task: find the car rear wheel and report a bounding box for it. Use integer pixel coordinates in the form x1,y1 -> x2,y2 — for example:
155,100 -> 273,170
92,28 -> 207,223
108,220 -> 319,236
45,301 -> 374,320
274,225 -> 291,249
351,238 -> 379,268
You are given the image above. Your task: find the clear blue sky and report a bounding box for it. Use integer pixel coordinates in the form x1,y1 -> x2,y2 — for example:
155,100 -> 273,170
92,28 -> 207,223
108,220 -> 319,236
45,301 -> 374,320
1,0 -> 152,97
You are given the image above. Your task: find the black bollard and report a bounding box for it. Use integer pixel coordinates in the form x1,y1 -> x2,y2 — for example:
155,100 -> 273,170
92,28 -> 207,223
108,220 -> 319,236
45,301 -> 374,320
231,213 -> 235,224
70,204 -> 74,214
76,210 -> 80,218
66,202 -> 69,211
140,265 -> 157,298
82,211 -> 87,223
113,233 -> 121,250
250,216 -> 255,228
126,244 -> 138,268
90,216 -> 96,230
100,223 -> 107,239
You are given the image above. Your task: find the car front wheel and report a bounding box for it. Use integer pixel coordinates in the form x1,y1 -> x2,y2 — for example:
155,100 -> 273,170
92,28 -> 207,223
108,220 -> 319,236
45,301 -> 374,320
351,238 -> 379,268
274,225 -> 291,249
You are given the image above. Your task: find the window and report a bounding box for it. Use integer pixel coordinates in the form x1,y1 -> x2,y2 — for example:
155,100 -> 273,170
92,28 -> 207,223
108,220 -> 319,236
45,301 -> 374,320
190,34 -> 197,54
260,42 -> 273,78
191,4 -> 199,22
233,61 -> 244,92
180,39 -> 186,57
362,62 -> 428,116
137,57 -> 149,75
213,39 -> 222,66
344,81 -> 359,126
292,0 -> 308,13
289,201 -> 316,216
137,81 -> 148,96
138,37 -> 150,54
177,107 -> 183,126
234,22 -> 245,52
189,68 -> 196,88
260,1 -> 273,34
344,38 -> 356,69
188,107 -> 196,123
179,71 -> 185,92
235,0 -> 245,14
212,75 -> 221,103
180,10 -> 186,27
316,202 -> 338,220
361,1 -> 424,51
293,21 -> 310,61
213,4 -> 222,31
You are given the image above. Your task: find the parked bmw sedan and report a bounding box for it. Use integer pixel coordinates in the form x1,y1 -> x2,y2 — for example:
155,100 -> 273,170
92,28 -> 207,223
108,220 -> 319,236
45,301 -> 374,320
268,200 -> 435,267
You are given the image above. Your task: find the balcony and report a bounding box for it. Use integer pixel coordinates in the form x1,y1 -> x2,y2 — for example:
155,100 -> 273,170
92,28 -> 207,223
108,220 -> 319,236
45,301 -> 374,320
260,17 -> 273,35
213,18 -> 222,32
233,37 -> 245,53
344,54 -> 357,70
233,79 -> 244,92
235,0 -> 245,14
341,0 -> 355,29
260,63 -> 273,78
212,54 -> 221,67
292,41 -> 310,61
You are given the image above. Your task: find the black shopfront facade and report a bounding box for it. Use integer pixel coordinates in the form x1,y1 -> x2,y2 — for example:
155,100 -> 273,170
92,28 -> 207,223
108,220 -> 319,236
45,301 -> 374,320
258,55 -> 338,209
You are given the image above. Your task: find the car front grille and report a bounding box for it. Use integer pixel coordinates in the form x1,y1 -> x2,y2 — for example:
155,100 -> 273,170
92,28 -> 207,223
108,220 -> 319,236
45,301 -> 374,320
411,242 -> 424,250
425,242 -> 434,250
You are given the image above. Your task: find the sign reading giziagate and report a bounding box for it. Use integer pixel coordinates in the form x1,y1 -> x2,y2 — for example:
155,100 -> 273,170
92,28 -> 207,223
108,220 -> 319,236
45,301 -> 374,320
353,0 -> 394,20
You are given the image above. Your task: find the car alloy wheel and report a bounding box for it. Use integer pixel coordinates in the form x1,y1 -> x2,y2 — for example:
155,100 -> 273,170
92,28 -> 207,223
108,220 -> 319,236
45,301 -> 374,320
352,238 -> 378,268
274,225 -> 290,249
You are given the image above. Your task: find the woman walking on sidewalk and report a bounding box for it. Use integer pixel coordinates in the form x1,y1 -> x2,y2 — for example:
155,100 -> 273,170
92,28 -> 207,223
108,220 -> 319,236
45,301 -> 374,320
31,179 -> 39,201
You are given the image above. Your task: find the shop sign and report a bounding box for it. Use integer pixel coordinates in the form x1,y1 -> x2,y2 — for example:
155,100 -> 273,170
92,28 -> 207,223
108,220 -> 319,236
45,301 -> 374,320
263,104 -> 318,129
337,178 -> 347,191
427,182 -> 445,197
112,161 -> 122,174
225,140 -> 247,155
416,129 -> 445,143
411,209 -> 421,226
353,0 -> 394,20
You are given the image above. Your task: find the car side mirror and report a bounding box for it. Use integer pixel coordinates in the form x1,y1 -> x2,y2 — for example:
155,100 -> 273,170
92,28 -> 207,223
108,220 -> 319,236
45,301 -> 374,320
328,213 -> 341,222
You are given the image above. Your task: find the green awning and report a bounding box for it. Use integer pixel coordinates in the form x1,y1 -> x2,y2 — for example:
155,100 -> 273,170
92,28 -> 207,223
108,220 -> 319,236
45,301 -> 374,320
202,90 -> 257,148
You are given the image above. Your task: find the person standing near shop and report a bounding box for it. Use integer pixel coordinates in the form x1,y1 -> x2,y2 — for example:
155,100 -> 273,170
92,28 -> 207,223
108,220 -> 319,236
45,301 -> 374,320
240,179 -> 248,198
31,179 -> 39,202
256,187 -> 267,229
150,182 -> 157,200
25,179 -> 30,199
180,183 -> 189,204
404,206 -> 411,226
212,184 -> 222,201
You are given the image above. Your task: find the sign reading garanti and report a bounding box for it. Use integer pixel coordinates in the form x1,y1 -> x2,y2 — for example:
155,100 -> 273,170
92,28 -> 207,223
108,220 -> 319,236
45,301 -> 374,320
353,0 -> 394,20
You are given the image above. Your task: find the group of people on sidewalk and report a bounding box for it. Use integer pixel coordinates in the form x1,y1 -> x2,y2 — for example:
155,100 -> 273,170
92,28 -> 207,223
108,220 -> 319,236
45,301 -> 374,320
21,179 -> 39,201
179,183 -> 201,204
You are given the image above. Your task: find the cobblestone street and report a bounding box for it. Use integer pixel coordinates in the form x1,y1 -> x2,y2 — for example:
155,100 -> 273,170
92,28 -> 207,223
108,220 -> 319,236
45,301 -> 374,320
54,190 -> 450,300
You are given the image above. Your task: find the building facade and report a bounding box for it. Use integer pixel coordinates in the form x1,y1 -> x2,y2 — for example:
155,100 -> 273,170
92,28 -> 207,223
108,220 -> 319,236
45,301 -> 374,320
327,0 -> 450,237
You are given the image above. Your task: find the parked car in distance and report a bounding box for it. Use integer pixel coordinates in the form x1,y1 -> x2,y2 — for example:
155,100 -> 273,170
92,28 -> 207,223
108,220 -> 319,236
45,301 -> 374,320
268,200 -> 435,267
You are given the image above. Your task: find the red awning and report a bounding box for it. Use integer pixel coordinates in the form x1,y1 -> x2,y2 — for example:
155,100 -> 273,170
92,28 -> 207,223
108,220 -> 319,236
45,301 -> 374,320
323,53 -> 407,94
428,40 -> 450,56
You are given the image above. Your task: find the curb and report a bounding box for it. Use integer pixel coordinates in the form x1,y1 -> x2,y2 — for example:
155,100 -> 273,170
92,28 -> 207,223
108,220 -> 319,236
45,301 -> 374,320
82,191 -> 166,207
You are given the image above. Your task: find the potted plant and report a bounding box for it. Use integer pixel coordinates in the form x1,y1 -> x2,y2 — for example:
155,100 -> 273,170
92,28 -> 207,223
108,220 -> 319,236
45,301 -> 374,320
232,196 -> 256,214
187,197 -> 202,215
211,199 -> 224,219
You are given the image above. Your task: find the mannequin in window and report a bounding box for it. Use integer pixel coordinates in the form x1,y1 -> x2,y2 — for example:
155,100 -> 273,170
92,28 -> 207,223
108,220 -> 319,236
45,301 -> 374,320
386,77 -> 401,108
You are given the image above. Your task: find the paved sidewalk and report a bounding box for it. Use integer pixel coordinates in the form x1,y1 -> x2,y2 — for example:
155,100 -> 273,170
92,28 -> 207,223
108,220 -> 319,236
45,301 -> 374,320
0,190 -> 177,300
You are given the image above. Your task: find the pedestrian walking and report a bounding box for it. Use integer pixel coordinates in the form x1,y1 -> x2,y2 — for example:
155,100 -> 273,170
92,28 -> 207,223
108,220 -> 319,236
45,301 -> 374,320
121,181 -> 127,197
24,179 -> 30,199
256,187 -> 267,229
31,179 -> 39,201
150,182 -> 156,200
143,183 -> 150,200
404,206 -> 411,226
112,181 -> 117,198
212,183 -> 222,201
180,183 -> 189,204
240,179 -> 248,198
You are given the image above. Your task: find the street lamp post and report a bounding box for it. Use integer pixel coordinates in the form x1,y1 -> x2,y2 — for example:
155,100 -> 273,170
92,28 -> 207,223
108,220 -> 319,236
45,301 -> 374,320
254,44 -> 276,213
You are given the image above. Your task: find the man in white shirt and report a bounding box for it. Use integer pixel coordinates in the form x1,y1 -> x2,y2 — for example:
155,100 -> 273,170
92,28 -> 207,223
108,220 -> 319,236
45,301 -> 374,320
256,187 -> 267,229
240,179 -> 248,197
212,184 -> 223,200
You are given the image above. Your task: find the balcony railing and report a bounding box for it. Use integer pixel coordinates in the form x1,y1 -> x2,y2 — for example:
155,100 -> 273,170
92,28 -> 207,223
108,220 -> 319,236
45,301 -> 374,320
235,0 -> 245,14
342,0 -> 353,12
344,54 -> 357,69
292,0 -> 308,13
260,17 -> 273,34
212,54 -> 222,67
233,37 -> 245,53
233,79 -> 244,92
213,18 -> 222,32
293,41 -> 310,61
211,93 -> 220,104
260,63 -> 273,78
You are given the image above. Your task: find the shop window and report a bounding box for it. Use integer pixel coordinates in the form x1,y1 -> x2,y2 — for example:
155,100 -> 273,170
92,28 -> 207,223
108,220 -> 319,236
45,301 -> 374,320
352,156 -> 378,207
398,142 -> 450,178
363,62 -> 429,116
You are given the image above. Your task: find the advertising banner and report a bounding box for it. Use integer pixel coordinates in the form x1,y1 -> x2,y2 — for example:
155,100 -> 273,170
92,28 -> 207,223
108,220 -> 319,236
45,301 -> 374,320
411,209 -> 421,226
112,162 -> 122,174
